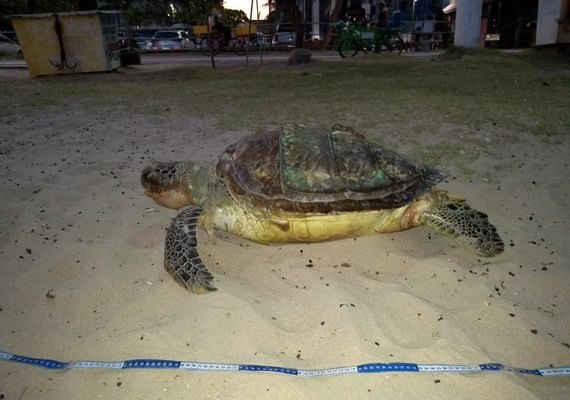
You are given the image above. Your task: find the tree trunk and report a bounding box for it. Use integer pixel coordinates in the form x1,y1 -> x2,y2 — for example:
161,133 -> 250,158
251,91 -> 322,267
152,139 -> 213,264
282,0 -> 304,48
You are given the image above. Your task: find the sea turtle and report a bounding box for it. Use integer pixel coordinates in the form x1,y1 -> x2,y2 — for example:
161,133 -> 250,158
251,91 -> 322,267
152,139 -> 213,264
141,124 -> 504,293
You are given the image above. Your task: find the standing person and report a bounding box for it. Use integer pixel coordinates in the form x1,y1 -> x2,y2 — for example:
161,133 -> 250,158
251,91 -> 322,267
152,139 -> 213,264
209,1 -> 231,45
377,1 -> 389,28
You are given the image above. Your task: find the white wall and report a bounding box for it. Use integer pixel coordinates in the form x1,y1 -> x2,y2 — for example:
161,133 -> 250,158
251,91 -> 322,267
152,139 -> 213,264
536,0 -> 564,46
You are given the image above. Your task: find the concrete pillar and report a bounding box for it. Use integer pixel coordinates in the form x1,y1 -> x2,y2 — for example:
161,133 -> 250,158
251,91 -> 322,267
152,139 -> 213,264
454,0 -> 483,47
536,0 -> 565,46
312,0 -> 320,40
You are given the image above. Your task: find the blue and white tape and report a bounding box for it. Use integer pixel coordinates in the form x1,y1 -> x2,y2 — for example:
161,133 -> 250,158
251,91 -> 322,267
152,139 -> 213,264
1,350 -> 569,378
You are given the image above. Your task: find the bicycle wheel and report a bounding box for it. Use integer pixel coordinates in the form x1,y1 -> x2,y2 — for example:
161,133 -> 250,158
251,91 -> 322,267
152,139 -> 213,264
338,36 -> 358,58
377,32 -> 404,54
233,37 -> 247,56
387,32 -> 404,54
200,36 -> 222,56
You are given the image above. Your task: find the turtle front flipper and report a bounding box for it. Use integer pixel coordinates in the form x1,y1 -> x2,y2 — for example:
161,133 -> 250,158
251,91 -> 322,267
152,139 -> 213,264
421,201 -> 504,257
165,206 -> 217,293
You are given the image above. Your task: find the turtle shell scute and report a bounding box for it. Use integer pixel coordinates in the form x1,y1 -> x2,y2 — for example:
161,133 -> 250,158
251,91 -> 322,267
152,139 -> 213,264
216,126 -> 445,213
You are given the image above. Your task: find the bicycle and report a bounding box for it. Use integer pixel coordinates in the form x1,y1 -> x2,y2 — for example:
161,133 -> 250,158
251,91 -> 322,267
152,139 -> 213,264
376,28 -> 404,54
199,32 -> 224,56
199,31 -> 262,56
336,22 -> 403,58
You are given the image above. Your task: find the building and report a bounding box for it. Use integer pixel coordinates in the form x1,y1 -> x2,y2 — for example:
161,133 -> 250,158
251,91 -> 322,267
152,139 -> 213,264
444,0 -> 570,48
296,0 -> 449,40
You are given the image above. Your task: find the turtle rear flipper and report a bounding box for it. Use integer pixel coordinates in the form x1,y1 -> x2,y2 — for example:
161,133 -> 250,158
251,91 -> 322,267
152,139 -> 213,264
165,206 -> 217,293
421,201 -> 504,257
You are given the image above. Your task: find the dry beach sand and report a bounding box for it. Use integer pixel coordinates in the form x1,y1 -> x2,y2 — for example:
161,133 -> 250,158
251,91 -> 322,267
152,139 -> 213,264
0,63 -> 569,399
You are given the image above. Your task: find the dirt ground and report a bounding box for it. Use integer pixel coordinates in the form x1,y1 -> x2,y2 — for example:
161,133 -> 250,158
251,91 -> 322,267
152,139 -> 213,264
0,56 -> 569,399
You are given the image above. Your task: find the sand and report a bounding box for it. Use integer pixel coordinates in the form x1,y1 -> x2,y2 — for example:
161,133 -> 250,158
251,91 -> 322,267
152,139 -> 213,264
0,68 -> 569,399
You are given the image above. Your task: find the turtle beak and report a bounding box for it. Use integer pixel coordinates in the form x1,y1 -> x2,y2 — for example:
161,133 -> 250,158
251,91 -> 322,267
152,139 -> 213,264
141,165 -> 159,196
141,162 -> 192,209
141,162 -> 179,193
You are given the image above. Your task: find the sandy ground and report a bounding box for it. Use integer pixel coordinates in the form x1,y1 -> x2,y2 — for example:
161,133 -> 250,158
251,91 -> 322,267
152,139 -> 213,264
0,67 -> 569,399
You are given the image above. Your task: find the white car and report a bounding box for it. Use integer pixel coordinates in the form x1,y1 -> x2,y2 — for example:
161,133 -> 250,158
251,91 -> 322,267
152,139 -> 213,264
150,30 -> 194,52
0,33 -> 21,56
272,23 -> 296,47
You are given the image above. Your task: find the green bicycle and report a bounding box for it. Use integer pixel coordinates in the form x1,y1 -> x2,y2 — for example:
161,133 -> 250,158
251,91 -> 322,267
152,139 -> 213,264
336,22 -> 404,58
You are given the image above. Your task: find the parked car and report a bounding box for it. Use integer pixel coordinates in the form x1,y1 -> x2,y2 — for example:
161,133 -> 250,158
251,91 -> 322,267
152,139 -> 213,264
134,28 -> 159,52
272,22 -> 296,47
134,37 -> 151,52
150,30 -> 194,52
0,33 -> 21,56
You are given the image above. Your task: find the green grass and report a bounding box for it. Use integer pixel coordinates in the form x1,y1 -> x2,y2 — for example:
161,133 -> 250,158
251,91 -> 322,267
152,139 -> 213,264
2,49 -> 568,138
1,48 -> 567,181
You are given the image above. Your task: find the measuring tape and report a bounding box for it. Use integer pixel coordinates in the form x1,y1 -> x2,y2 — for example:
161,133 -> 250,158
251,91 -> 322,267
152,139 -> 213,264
1,350 -> 569,378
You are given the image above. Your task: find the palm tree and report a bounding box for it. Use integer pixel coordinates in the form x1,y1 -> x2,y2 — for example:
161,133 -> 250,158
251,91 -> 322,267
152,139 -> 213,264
267,0 -> 304,48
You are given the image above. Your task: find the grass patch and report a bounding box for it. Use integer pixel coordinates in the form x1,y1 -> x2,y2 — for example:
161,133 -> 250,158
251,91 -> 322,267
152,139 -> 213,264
1,49 -> 568,138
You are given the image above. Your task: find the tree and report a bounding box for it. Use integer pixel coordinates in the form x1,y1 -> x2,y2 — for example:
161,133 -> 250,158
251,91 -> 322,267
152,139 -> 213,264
0,0 -> 77,14
273,0 -> 304,48
0,0 -> 79,30
263,0 -> 276,21
0,0 -> 251,30
224,8 -> 249,25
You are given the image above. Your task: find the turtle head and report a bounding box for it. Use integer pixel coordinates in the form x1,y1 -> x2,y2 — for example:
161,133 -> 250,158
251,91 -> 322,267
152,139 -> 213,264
141,161 -> 206,209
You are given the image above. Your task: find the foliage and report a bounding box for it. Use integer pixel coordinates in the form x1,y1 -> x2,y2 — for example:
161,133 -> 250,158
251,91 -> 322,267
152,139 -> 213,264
126,1 -> 249,27
0,0 -> 77,29
225,9 -> 249,24
0,0 -> 76,14
128,0 -> 183,26
4,49 -> 567,139
0,0 -> 248,28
